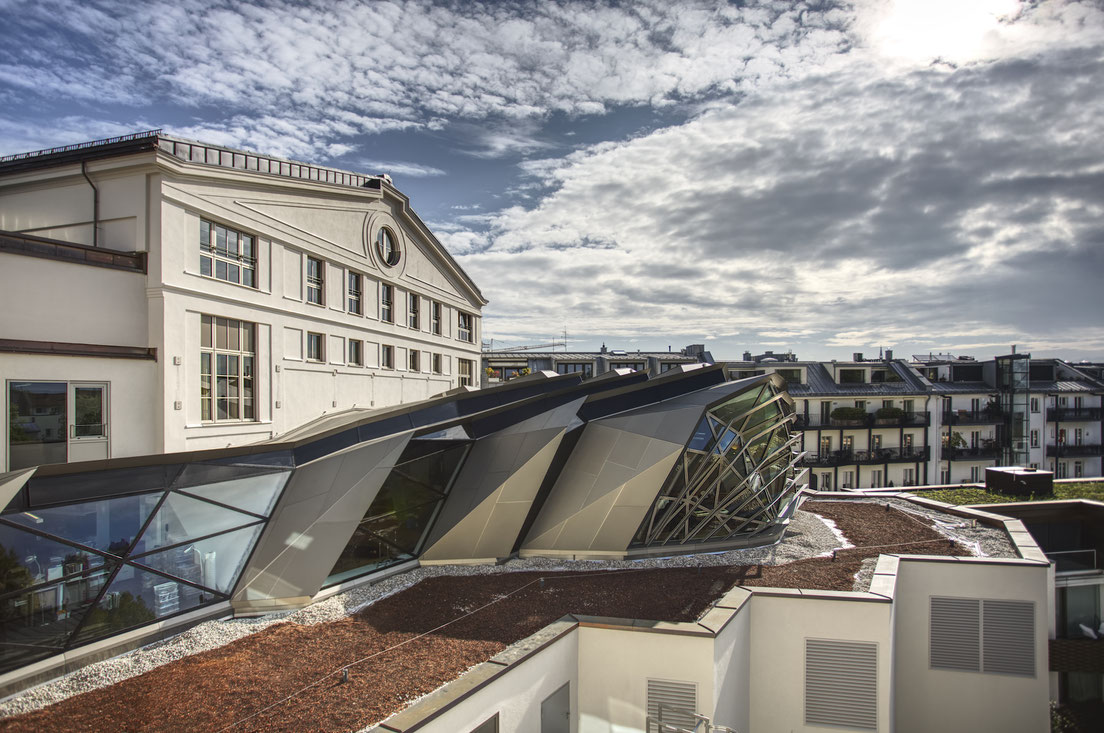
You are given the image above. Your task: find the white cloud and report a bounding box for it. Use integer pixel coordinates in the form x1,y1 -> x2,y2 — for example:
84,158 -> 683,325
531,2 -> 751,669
357,159 -> 445,177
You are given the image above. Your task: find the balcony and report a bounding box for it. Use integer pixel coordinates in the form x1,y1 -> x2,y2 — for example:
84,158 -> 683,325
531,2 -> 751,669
944,446 -> 1001,461
1050,407 -> 1103,422
942,408 -> 1005,426
794,411 -> 930,430
799,446 -> 930,467
1047,443 -> 1104,458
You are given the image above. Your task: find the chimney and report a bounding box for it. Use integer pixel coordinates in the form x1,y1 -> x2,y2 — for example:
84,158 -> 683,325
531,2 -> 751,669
885,349 -> 894,361
742,351 -> 752,361
853,352 -> 864,362
1011,344 -> 1016,354
600,343 -> 607,354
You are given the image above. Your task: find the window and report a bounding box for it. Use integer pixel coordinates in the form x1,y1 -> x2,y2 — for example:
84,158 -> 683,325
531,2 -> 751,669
1075,461 -> 1083,478
775,368 -> 801,383
458,358 -> 474,386
1057,462 -> 1068,479
970,466 -> 980,482
903,399 -> 914,413
1030,429 -> 1039,448
838,368 -> 865,384
380,283 -> 394,323
871,469 -> 883,488
408,293 -> 420,329
610,362 -> 645,371
347,272 -> 362,315
409,349 -> 420,372
200,315 -> 255,421
306,257 -> 324,305
458,312 -> 473,342
940,468 -> 950,484
381,344 -> 394,369
306,332 -> 324,362
904,467 -> 915,485
348,339 -> 363,366
1030,397 -> 1040,413
432,353 -> 442,374
855,400 -> 866,410
556,362 -> 593,377
376,227 -> 400,267
882,400 -> 894,409
431,302 -> 442,335
200,220 -> 256,287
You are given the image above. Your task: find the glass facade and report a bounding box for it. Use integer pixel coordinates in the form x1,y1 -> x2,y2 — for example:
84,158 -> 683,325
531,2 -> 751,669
326,443 -> 469,586
633,381 -> 801,548
0,467 -> 290,674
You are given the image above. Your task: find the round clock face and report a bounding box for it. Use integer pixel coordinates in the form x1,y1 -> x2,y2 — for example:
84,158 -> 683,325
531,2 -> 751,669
377,227 -> 400,266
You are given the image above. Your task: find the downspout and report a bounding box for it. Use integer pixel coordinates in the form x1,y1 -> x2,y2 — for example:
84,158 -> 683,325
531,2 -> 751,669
81,160 -> 99,247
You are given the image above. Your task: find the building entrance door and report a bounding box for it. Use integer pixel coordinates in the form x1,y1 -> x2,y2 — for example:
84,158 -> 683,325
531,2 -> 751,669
68,382 -> 109,463
6,381 -> 108,471
541,682 -> 570,733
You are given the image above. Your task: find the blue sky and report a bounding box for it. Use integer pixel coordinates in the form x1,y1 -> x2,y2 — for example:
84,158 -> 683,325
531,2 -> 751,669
3,0 -> 1103,362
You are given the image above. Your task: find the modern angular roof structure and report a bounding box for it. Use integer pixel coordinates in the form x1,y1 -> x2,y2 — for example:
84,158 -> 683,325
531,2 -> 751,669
0,365 -> 803,684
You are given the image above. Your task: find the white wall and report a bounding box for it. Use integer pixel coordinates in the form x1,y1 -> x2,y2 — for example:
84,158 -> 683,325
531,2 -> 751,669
892,558 -> 1050,733
748,593 -> 893,733
577,625 -> 714,733
0,354 -> 158,472
415,628 -> 578,733
711,603 -> 750,733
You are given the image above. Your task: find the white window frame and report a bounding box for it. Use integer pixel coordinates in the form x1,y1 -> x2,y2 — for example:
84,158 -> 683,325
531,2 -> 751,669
306,256 -> 324,305
306,332 -> 325,362
348,339 -> 363,366
200,219 -> 257,288
347,271 -> 363,315
200,315 -> 256,422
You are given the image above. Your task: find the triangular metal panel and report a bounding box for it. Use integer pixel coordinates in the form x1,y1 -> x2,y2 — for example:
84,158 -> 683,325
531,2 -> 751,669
231,432 -> 411,607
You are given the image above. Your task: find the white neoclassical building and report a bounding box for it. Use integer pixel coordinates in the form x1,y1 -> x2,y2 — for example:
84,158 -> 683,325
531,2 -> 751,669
0,131 -> 485,472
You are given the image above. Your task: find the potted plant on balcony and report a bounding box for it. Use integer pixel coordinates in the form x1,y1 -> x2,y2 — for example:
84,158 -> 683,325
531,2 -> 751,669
874,406 -> 906,424
830,406 -> 867,426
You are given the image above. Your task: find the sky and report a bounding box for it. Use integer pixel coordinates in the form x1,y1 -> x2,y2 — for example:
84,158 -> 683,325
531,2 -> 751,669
3,0 -> 1103,362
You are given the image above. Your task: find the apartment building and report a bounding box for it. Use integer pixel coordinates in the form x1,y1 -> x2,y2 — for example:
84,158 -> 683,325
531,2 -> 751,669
0,131 -> 485,472
724,350 -> 1104,487
482,343 -> 710,385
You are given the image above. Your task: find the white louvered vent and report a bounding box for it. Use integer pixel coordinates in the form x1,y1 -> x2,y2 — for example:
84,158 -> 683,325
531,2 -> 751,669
646,678 -> 697,730
983,600 -> 1035,676
930,597 -> 981,672
805,638 -> 878,730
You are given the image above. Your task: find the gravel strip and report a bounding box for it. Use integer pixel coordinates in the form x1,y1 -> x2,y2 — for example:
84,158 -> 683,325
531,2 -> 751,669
0,509 -> 844,718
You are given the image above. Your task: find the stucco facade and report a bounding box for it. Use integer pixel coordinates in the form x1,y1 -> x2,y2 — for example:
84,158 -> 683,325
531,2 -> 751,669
0,132 -> 485,472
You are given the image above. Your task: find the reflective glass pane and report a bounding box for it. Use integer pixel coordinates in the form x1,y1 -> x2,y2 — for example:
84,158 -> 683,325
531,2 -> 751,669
8,381 -> 67,471
0,523 -> 107,596
132,524 -> 262,594
177,471 -> 290,517
326,524 -> 414,586
709,385 -> 764,427
138,493 -> 258,553
0,562 -> 115,674
70,564 -> 217,646
73,387 -> 105,437
4,494 -> 162,556
687,417 -> 713,451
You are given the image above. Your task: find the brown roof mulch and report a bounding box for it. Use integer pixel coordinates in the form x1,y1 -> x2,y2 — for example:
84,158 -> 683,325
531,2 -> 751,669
0,500 -> 970,733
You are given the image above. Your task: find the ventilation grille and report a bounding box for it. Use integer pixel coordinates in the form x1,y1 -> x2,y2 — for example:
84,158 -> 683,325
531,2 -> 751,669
983,600 -> 1036,676
930,596 -> 1035,677
805,639 -> 878,730
647,678 -> 697,730
930,597 -> 981,672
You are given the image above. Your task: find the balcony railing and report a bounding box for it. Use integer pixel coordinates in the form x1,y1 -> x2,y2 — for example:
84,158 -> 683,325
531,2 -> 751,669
1047,443 -> 1104,457
942,408 -> 1005,426
1050,407 -> 1103,422
799,446 -> 930,467
944,446 -> 1001,460
1047,549 -> 1098,574
795,411 -> 930,430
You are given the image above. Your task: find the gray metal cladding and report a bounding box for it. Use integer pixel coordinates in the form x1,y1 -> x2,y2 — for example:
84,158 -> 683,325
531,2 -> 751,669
982,600 -> 1035,677
805,638 -> 878,730
930,596 -> 981,672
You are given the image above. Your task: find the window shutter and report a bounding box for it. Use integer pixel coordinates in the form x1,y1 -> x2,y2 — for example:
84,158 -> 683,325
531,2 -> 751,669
982,600 -> 1035,676
805,639 -> 878,730
646,678 -> 697,730
930,597 -> 981,672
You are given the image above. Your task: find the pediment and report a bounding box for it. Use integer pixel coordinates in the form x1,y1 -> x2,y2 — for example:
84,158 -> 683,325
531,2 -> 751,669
237,200 -> 368,258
